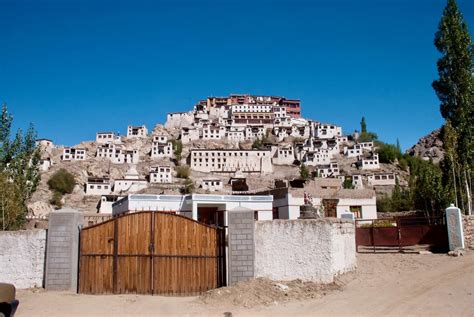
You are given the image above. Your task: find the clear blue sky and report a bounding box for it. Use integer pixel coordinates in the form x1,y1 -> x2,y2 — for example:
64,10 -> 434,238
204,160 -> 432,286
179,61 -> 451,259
1,0 -> 472,150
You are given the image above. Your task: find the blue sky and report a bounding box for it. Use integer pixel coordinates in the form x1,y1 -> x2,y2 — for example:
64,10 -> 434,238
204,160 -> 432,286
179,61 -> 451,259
1,0 -> 472,149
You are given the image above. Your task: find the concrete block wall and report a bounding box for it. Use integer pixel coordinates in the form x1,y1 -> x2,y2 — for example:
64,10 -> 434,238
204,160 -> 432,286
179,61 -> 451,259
45,208 -> 83,291
0,229 -> 47,288
228,207 -> 255,285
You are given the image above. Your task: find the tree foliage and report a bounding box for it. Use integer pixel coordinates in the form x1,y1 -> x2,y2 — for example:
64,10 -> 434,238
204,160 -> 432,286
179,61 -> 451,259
358,117 -> 378,142
172,139 -> 183,163
300,164 -> 310,180
48,169 -> 76,195
0,104 -> 41,230
432,0 -> 473,212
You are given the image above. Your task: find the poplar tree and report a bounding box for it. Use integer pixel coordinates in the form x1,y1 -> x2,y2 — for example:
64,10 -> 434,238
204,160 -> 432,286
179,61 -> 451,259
0,104 -> 41,230
432,0 -> 473,213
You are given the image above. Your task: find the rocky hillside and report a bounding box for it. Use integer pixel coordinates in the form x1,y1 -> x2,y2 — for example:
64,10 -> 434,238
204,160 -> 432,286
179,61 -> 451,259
407,128 -> 444,164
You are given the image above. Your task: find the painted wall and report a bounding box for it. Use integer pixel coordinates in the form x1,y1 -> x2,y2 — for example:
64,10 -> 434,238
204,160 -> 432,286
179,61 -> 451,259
0,229 -> 47,288
254,219 -> 356,283
336,197 -> 377,220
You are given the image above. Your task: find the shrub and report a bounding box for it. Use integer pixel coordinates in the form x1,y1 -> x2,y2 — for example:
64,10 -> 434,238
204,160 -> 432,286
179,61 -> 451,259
50,191 -> 63,209
176,165 -> 190,179
377,143 -> 399,163
47,169 -> 76,194
343,178 -> 354,189
300,164 -> 310,180
172,139 -> 183,162
183,178 -> 194,194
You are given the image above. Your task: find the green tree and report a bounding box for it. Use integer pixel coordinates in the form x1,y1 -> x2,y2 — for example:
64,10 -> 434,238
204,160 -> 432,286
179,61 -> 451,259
432,0 -> 473,212
176,165 -> 190,179
343,178 -> 354,189
396,138 -> 401,154
172,139 -> 183,163
300,164 -> 310,180
0,104 -> 41,229
360,117 -> 367,134
377,143 -> 399,163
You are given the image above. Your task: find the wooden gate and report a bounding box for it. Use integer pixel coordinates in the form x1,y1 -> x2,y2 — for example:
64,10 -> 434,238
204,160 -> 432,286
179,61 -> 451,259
78,211 -> 226,295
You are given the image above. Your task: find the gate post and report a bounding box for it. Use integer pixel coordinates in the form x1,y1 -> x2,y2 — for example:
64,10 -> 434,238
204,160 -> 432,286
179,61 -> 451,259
228,207 -> 255,286
45,208 -> 84,292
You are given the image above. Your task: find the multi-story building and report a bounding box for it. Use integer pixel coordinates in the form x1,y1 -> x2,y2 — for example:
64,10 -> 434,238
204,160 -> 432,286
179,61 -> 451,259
316,162 -> 340,178
96,132 -> 121,144
190,149 -> 273,173
39,158 -> 52,171
360,153 -> 380,170
61,147 -> 86,161
272,145 -> 295,165
127,125 -> 148,138
151,135 -> 173,159
96,143 -> 139,164
202,124 -> 226,140
314,124 -> 342,139
149,166 -> 173,184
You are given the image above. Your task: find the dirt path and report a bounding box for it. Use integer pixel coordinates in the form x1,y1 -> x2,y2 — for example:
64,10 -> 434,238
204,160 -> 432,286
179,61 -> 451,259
16,252 -> 474,316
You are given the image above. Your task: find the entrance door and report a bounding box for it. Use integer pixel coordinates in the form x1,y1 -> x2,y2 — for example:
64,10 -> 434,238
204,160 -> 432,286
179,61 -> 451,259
198,207 -> 224,227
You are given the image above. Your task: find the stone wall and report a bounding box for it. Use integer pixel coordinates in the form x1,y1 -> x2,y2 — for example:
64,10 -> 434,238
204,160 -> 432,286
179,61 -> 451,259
254,219 -> 356,283
0,229 -> 47,288
463,215 -> 474,250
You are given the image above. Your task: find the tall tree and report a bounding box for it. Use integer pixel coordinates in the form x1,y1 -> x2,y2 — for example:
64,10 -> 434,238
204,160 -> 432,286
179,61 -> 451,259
0,104 -> 41,230
360,116 -> 367,134
432,0 -> 473,213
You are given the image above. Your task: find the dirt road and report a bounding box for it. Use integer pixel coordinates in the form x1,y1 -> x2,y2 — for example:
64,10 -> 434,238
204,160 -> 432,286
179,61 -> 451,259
16,252 -> 474,316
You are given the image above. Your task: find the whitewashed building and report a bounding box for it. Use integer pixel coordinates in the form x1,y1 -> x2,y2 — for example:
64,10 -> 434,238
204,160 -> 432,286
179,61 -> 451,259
151,135 -> 173,159
360,153 -> 380,170
367,173 -> 396,186
272,145 -> 295,165
127,125 -> 148,138
112,194 -> 274,224
202,124 -> 226,140
181,127 -> 201,144
96,144 -> 139,164
190,149 -> 273,173
200,179 -> 224,192
36,138 -> 54,149
85,177 -> 113,196
225,126 -> 246,142
61,147 -> 86,161
149,166 -> 173,184
302,150 -> 331,166
352,174 -> 364,189
316,162 -> 339,178
39,158 -> 52,172
114,165 -> 148,193
96,132 -> 121,144
314,124 -> 342,139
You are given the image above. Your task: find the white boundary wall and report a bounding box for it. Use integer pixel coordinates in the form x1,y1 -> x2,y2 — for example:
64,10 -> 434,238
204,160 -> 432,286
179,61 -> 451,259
0,229 -> 47,288
254,219 -> 356,283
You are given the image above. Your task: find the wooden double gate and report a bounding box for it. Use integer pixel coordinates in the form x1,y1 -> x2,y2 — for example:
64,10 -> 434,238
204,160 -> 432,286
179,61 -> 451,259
78,211 -> 226,295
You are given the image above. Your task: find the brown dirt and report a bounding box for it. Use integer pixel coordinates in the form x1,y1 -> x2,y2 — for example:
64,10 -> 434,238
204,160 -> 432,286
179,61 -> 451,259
198,276 -> 352,308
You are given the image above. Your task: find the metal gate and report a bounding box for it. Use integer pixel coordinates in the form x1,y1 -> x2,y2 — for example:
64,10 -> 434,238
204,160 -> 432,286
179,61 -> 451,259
355,216 -> 449,253
78,211 -> 226,295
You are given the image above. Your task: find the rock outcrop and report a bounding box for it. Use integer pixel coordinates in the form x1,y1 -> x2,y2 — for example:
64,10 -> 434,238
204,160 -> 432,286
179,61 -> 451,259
407,128 -> 444,164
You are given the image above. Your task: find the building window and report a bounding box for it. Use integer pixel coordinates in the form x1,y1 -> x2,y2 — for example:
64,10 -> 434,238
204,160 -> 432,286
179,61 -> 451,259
350,206 -> 362,219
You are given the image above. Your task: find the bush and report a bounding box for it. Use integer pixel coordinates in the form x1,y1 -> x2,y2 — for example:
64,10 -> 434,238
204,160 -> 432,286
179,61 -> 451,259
50,191 -> 63,209
47,169 -> 76,194
176,165 -> 190,179
377,143 -> 399,163
172,140 -> 183,162
300,164 -> 310,180
183,178 -> 194,194
343,178 -> 354,189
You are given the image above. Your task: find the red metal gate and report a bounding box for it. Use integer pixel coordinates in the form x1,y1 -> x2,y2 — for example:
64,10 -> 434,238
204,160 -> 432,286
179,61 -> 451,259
355,217 -> 449,253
